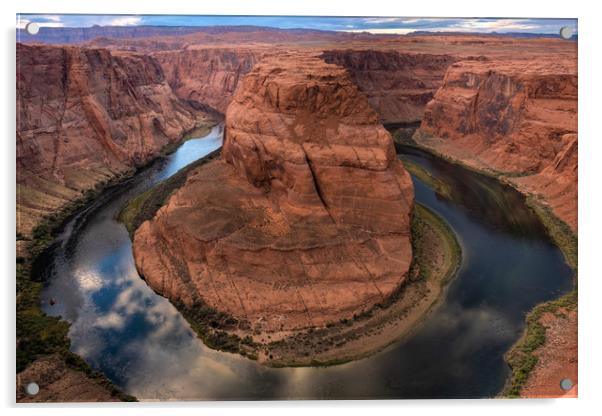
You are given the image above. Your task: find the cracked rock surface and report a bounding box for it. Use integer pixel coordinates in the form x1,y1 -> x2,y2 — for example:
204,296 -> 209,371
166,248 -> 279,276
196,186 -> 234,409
133,53 -> 414,332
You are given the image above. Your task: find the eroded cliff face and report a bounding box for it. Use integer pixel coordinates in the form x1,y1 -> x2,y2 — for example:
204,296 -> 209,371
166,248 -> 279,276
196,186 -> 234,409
416,59 -> 577,230
16,43 -> 213,236
321,50 -> 456,124
155,47 -> 457,123
153,47 -> 264,112
133,53 -> 414,332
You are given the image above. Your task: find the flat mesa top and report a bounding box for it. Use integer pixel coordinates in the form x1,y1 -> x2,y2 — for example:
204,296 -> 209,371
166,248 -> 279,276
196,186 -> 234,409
249,53 -> 350,81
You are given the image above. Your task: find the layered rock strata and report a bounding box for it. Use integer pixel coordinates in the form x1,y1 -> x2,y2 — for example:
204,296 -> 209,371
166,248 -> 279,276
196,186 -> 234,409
133,53 -> 415,332
321,50 -> 456,124
416,59 -> 577,230
156,47 -> 456,123
16,43 -> 212,236
153,47 -> 263,112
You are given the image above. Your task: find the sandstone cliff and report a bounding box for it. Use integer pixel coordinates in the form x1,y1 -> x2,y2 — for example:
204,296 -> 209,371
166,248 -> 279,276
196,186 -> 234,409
321,50 -> 456,124
87,35 -> 576,130
153,47 -> 263,112
133,53 -> 414,332
157,48 -> 455,122
416,59 -> 577,230
17,43 -> 213,236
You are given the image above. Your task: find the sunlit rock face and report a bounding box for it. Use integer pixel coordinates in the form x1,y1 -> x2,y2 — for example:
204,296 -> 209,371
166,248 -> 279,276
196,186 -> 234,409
153,47 -> 263,113
417,59 -> 577,230
133,53 -> 415,332
17,43 -> 210,236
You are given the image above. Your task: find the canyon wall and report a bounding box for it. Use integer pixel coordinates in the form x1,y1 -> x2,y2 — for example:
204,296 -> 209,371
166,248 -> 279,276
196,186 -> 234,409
17,43 -> 212,236
416,59 -> 577,230
321,50 -> 456,124
153,47 -> 263,112
154,48 -> 456,123
133,53 -> 415,332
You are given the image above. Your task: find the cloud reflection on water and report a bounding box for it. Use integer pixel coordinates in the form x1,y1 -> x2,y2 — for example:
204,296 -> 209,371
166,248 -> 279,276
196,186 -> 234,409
40,128 -> 572,400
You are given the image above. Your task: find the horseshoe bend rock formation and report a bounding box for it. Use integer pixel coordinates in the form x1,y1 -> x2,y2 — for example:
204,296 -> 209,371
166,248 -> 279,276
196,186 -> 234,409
133,53 -> 415,333
416,59 -> 577,230
16,43 -> 213,237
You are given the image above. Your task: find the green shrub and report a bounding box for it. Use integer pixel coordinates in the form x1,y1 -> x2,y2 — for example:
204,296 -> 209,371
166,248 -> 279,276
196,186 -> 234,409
503,290 -> 577,397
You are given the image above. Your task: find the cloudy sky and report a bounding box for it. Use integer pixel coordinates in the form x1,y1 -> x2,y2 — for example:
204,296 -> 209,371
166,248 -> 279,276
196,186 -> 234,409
17,14 -> 577,35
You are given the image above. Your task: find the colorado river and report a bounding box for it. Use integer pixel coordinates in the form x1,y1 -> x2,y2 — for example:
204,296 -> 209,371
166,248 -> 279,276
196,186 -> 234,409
39,126 -> 573,400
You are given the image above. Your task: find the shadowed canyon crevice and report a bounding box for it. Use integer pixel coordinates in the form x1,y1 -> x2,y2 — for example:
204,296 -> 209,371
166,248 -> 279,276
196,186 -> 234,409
153,47 -> 263,113
320,50 -> 457,124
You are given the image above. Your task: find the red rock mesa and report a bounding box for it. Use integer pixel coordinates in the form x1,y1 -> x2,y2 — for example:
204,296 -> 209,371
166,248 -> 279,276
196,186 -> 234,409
133,53 -> 415,331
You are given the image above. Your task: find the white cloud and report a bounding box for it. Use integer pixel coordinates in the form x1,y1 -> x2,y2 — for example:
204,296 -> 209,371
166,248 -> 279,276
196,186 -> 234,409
451,19 -> 539,32
76,269 -> 104,292
16,17 -> 65,29
341,28 -> 418,35
44,15 -> 63,22
109,16 -> 143,26
400,18 -> 447,24
341,18 -> 545,35
95,312 -> 126,330
362,17 -> 405,24
31,15 -> 145,28
341,18 -> 554,35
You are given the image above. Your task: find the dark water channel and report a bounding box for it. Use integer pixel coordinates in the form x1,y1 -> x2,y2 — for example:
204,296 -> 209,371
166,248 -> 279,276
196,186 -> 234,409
40,128 -> 573,400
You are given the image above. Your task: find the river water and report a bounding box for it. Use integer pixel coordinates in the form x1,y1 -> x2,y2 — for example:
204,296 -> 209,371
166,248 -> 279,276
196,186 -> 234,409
40,127 -> 573,400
